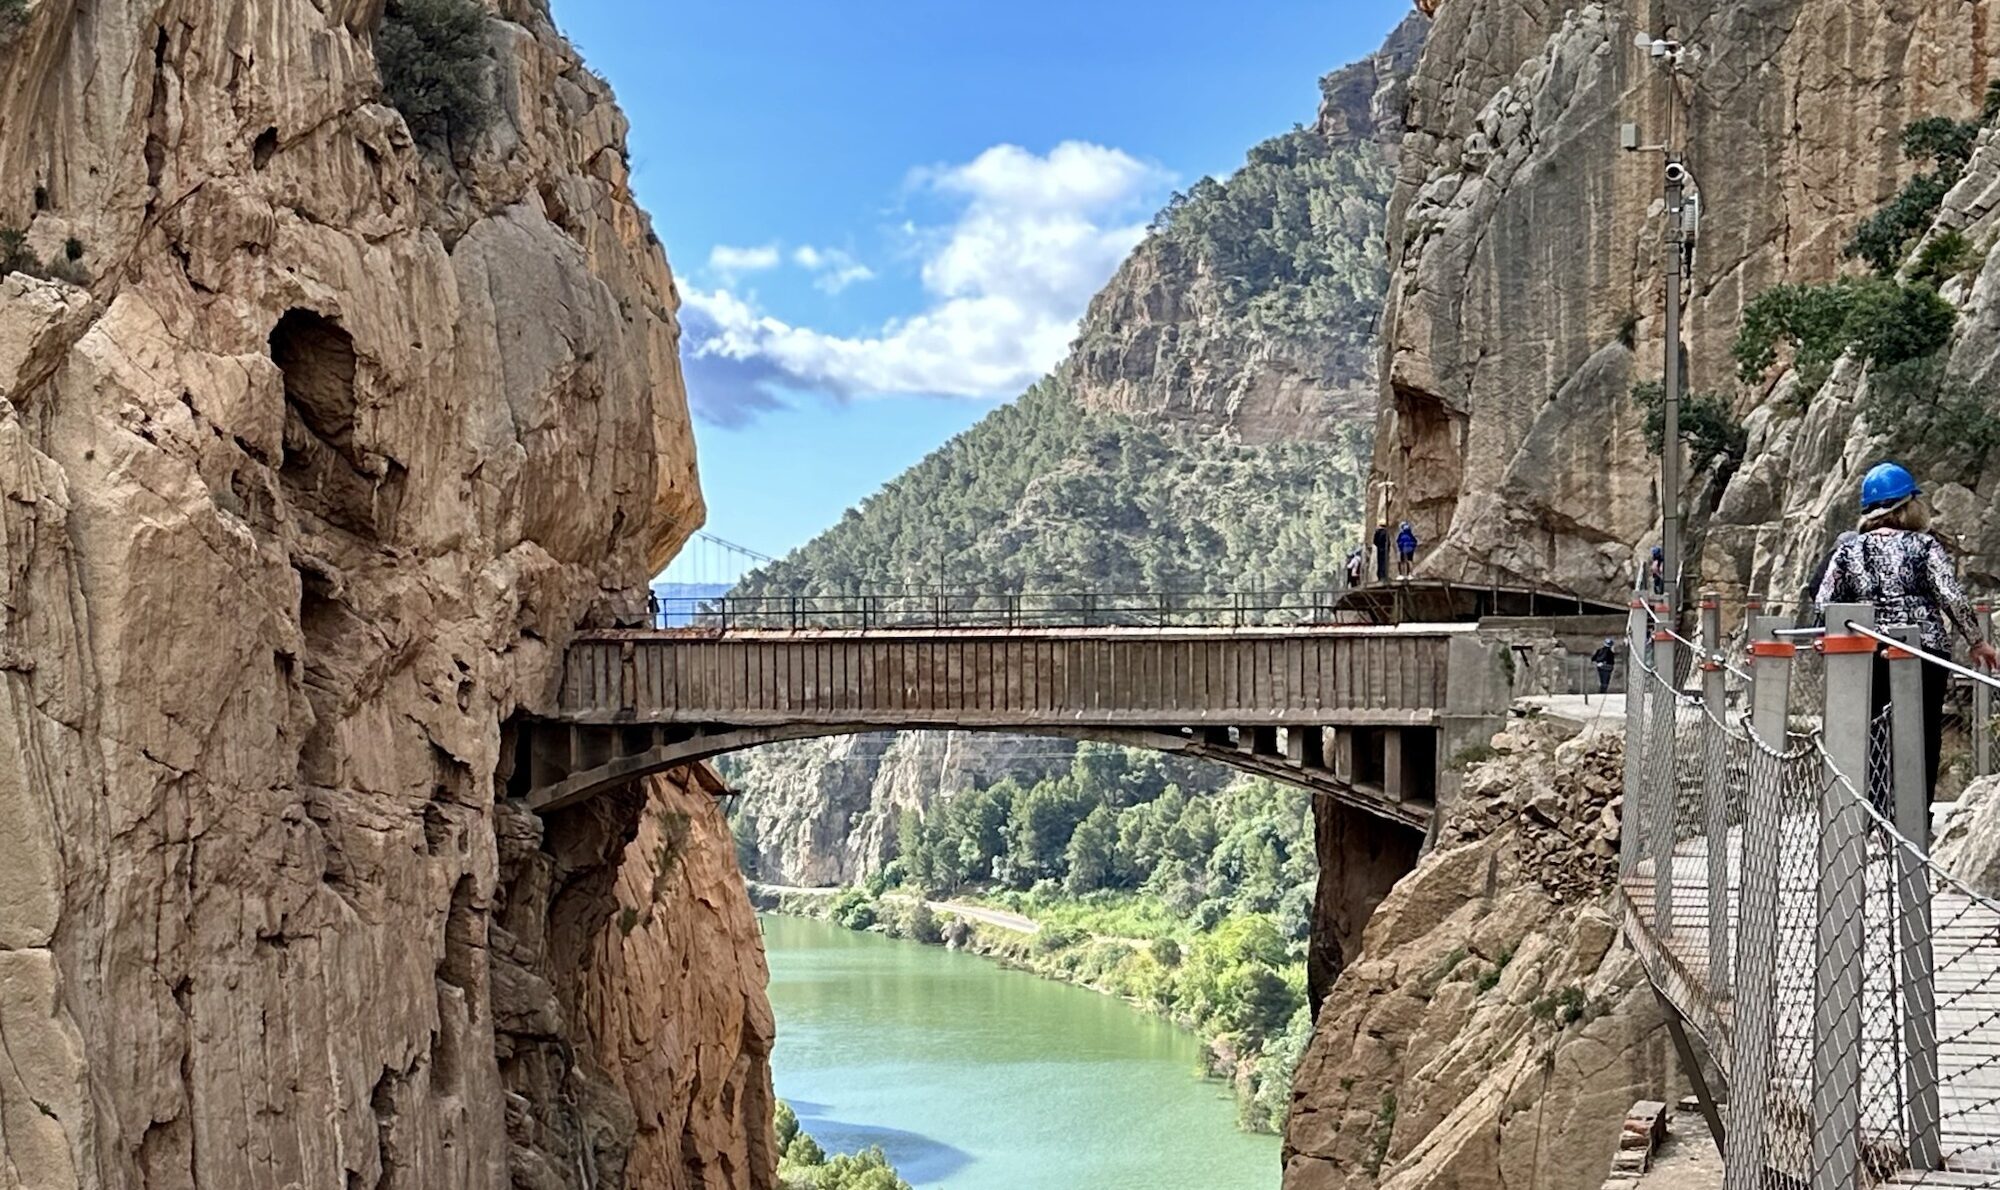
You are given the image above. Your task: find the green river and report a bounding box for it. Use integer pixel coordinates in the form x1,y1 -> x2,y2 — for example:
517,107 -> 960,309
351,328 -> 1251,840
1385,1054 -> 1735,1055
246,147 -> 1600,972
762,913 -> 1281,1189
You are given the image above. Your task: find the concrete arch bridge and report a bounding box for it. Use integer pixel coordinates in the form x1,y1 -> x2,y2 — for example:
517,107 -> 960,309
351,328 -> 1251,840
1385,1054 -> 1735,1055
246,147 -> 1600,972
506,615 -> 1590,834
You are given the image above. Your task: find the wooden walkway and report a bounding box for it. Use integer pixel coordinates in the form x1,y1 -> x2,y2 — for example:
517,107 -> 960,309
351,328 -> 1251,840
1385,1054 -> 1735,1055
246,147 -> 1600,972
1626,836 -> 2000,1185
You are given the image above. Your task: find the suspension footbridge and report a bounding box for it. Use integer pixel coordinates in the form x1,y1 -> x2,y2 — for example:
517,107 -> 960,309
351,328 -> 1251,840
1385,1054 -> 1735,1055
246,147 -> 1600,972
1623,593 -> 2000,1188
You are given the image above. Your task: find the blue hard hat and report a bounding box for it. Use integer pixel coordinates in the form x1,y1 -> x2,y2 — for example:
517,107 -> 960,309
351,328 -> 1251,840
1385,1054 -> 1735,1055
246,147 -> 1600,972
1860,462 -> 1920,510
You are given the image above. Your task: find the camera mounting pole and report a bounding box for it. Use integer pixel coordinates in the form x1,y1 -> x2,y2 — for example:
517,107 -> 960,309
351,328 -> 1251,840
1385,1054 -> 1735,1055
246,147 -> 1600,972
1624,33 -> 1700,621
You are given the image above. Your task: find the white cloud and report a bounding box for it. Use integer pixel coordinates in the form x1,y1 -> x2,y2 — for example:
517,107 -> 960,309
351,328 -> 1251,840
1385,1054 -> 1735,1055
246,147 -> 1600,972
707,242 -> 781,274
792,246 -> 877,294
682,141 -> 1170,423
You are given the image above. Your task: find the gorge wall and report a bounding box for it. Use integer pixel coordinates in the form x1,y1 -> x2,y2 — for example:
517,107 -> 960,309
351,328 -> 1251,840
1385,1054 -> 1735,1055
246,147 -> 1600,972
0,1 -> 771,1187
1287,4 -> 2000,1188
1372,0 -> 1997,602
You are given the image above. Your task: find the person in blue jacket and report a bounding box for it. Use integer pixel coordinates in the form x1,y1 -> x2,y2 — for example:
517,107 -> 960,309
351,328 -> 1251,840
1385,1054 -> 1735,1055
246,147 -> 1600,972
1395,522 -> 1418,578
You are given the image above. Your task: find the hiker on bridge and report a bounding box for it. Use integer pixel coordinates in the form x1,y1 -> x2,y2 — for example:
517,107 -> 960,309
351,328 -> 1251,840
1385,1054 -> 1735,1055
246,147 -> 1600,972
1592,636 -> 1618,694
1395,522 -> 1418,578
1648,545 -> 1665,596
1815,461 -> 2000,798
1372,523 -> 1389,584
1344,546 -> 1364,589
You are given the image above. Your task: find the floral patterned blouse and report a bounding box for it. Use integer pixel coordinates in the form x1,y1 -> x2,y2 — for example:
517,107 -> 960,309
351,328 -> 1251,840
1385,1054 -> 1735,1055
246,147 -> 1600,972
1813,528 -> 1980,655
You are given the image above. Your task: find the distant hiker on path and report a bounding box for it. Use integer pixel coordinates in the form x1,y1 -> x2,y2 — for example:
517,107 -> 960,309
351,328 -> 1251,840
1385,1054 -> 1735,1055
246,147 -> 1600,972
1815,461 -> 2000,802
1648,545 -> 1665,596
1344,547 -> 1364,590
1373,524 -> 1390,583
1396,522 -> 1418,578
1592,637 -> 1617,695
647,589 -> 662,628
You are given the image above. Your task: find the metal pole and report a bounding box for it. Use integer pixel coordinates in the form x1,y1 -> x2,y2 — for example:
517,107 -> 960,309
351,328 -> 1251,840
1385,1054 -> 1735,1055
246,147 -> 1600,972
1812,604 -> 1873,1190
1661,154 -> 1685,624
1725,616 -> 1792,1190
1887,628 -> 1942,1170
1623,593 -> 1652,880
1978,602 -> 1993,779
1699,593 -> 1730,995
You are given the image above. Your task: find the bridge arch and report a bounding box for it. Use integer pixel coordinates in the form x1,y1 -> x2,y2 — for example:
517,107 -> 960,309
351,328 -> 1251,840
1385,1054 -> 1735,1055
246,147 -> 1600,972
509,718 -> 1434,831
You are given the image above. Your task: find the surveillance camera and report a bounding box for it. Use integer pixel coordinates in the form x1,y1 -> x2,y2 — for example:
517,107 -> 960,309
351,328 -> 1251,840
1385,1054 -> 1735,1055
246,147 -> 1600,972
1664,161 -> 1690,186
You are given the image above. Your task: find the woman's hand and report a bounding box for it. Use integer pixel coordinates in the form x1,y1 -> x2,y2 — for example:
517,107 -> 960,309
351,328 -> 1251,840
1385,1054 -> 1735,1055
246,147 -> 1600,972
1973,640 -> 2000,672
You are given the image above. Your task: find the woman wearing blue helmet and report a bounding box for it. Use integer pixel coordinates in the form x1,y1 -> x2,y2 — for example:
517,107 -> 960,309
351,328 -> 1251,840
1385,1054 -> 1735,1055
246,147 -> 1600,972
1816,461 -> 1999,799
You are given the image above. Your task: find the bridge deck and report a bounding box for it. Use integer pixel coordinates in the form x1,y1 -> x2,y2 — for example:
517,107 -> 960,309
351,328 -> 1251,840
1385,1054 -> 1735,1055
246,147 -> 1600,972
561,624 -> 1471,727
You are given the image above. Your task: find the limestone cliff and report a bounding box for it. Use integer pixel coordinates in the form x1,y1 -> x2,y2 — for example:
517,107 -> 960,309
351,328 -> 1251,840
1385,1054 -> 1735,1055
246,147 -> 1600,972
1063,13 -> 1425,444
0,1 -> 771,1187
1708,125 -> 2000,604
1286,721 -> 1674,1190
1370,0 -> 1992,598
580,766 -> 778,1190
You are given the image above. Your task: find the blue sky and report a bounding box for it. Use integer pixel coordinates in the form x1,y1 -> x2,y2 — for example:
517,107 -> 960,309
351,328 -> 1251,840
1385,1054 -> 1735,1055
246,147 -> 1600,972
554,0 -> 1413,581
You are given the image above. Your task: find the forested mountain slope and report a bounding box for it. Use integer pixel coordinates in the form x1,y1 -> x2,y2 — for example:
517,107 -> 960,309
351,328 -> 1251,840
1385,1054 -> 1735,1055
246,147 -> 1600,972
727,15 -> 1428,888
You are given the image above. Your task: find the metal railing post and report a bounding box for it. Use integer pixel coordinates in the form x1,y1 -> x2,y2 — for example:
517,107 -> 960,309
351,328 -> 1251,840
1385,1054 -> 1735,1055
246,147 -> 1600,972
1652,623 -> 1679,935
1699,593 -> 1730,995
1812,603 -> 1873,1190
1978,603 -> 1993,779
1623,594 -> 1651,880
1726,616 -> 1793,1190
1886,626 -> 1942,1171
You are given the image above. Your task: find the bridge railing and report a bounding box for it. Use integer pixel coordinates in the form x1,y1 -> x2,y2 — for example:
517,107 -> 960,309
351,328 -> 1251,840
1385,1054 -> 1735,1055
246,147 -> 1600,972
1622,596 -> 2000,1187
644,590 -> 1365,631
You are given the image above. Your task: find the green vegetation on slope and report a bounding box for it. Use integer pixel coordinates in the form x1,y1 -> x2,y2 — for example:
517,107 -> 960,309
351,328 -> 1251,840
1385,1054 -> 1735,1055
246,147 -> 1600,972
376,0 -> 494,146
757,744 -> 1320,1134
731,44 -> 1403,1142
733,378 -> 1369,596
1731,107 -> 2000,486
734,105 -> 1395,600
775,1101 -> 912,1190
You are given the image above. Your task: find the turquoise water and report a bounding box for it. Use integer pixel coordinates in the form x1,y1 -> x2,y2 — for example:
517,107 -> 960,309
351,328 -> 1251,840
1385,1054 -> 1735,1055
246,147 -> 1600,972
762,913 -> 1281,1190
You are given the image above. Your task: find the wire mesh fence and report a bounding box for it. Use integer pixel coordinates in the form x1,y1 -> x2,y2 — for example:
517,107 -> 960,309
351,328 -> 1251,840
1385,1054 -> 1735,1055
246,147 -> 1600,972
1621,612 -> 2000,1188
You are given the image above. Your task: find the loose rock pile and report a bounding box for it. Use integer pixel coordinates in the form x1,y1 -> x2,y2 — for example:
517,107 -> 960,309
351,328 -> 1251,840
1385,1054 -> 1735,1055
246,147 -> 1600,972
1442,719 -> 1625,902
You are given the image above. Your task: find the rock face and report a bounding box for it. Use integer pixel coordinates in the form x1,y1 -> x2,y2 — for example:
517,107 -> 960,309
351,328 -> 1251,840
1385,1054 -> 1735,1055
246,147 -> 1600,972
1286,721 -> 1675,1190
0,2 -> 771,1188
1063,14 -> 1425,445
1706,125 -> 2000,604
579,767 -> 778,1190
1370,0 -> 1993,597
728,732 -> 1073,886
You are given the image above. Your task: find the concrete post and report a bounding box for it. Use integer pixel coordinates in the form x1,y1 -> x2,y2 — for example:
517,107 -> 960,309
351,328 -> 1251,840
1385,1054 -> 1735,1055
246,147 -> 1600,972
1725,620 -> 1793,1190
1651,627 -> 1679,935
1978,603 -> 1993,780
1886,627 -> 1942,1170
1812,604 -> 1873,1190
1699,593 -> 1729,995
1623,595 -> 1651,880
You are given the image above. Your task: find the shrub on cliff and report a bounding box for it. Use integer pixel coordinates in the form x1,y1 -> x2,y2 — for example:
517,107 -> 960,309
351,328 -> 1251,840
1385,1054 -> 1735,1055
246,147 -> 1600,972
1864,354 -> 2000,482
0,0 -> 28,40
1733,276 -> 1957,399
1845,115 -> 1983,275
1628,380 -> 1746,484
376,0 -> 493,146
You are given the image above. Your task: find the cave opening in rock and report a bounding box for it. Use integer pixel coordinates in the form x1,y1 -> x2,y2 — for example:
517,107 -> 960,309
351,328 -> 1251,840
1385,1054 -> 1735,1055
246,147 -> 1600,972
270,308 -> 403,536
